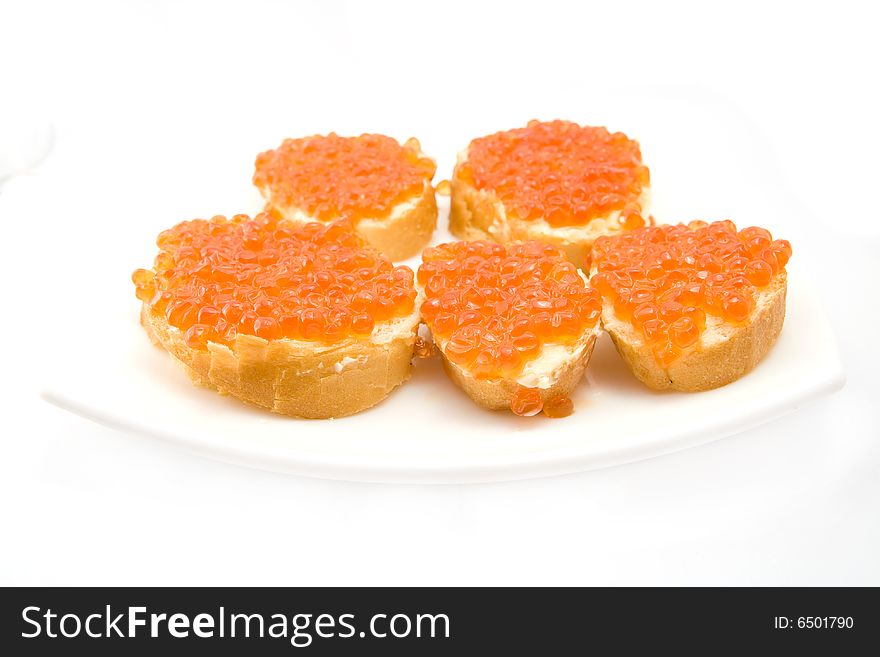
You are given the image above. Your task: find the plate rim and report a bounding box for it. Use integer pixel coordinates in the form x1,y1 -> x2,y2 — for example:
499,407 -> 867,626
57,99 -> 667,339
41,349 -> 845,483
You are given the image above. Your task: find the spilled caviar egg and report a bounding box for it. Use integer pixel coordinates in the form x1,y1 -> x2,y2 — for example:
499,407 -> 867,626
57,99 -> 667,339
543,395 -> 574,418
418,240 -> 602,380
132,268 -> 156,302
132,214 -> 417,349
458,120 -> 649,228
414,335 -> 435,359
511,387 -> 543,417
254,133 -> 436,223
591,220 -> 791,367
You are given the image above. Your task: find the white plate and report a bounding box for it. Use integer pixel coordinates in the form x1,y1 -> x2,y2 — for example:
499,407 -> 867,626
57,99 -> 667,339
41,90 -> 845,483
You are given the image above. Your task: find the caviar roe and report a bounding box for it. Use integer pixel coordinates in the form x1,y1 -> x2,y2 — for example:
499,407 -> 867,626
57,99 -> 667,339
414,335 -> 435,359
418,240 -> 602,379
590,220 -> 792,368
543,395 -> 574,418
457,120 -> 650,228
254,133 -> 436,222
132,214 -> 417,349
511,387 -> 544,417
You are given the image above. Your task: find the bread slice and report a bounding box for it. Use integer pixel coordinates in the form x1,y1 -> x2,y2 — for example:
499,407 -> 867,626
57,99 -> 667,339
255,134 -> 438,261
134,213 -> 423,419
433,325 -> 600,411
140,302 -> 420,418
449,148 -> 651,266
416,237 -> 604,413
591,268 -> 787,392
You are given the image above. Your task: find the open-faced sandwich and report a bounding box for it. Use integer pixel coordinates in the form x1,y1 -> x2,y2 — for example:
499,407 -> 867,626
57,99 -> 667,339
417,239 -> 603,417
132,214 -> 420,418
450,120 -> 650,265
589,220 -> 792,391
254,133 -> 437,261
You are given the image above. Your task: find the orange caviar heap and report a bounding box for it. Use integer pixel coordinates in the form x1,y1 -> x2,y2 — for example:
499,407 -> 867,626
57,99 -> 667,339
132,214 -> 417,349
418,240 -> 602,379
457,120 -> 649,228
590,220 -> 792,367
253,133 -> 436,222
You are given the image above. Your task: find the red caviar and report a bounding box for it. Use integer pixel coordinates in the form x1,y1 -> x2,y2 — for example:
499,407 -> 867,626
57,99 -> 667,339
414,335 -> 435,358
457,120 -> 650,228
132,214 -> 417,348
418,240 -> 602,379
590,220 -> 792,367
511,387 -> 544,417
543,395 -> 574,418
254,133 -> 436,222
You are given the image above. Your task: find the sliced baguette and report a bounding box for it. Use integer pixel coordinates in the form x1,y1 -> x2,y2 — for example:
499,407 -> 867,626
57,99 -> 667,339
255,134 -> 438,261
416,238 -> 603,412
594,270 -> 787,392
140,302 -> 420,418
449,148 -> 651,266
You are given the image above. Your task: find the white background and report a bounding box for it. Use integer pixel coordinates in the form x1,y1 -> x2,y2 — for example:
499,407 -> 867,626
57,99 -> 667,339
1,0 -> 878,585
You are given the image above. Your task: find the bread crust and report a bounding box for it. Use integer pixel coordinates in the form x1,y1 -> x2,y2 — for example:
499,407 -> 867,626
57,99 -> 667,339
600,274 -> 788,391
449,159 -> 650,267
261,182 -> 437,262
438,332 -> 599,411
140,305 -> 419,418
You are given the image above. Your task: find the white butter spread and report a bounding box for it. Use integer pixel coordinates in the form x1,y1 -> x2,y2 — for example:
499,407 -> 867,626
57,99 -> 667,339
515,342 -> 586,389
